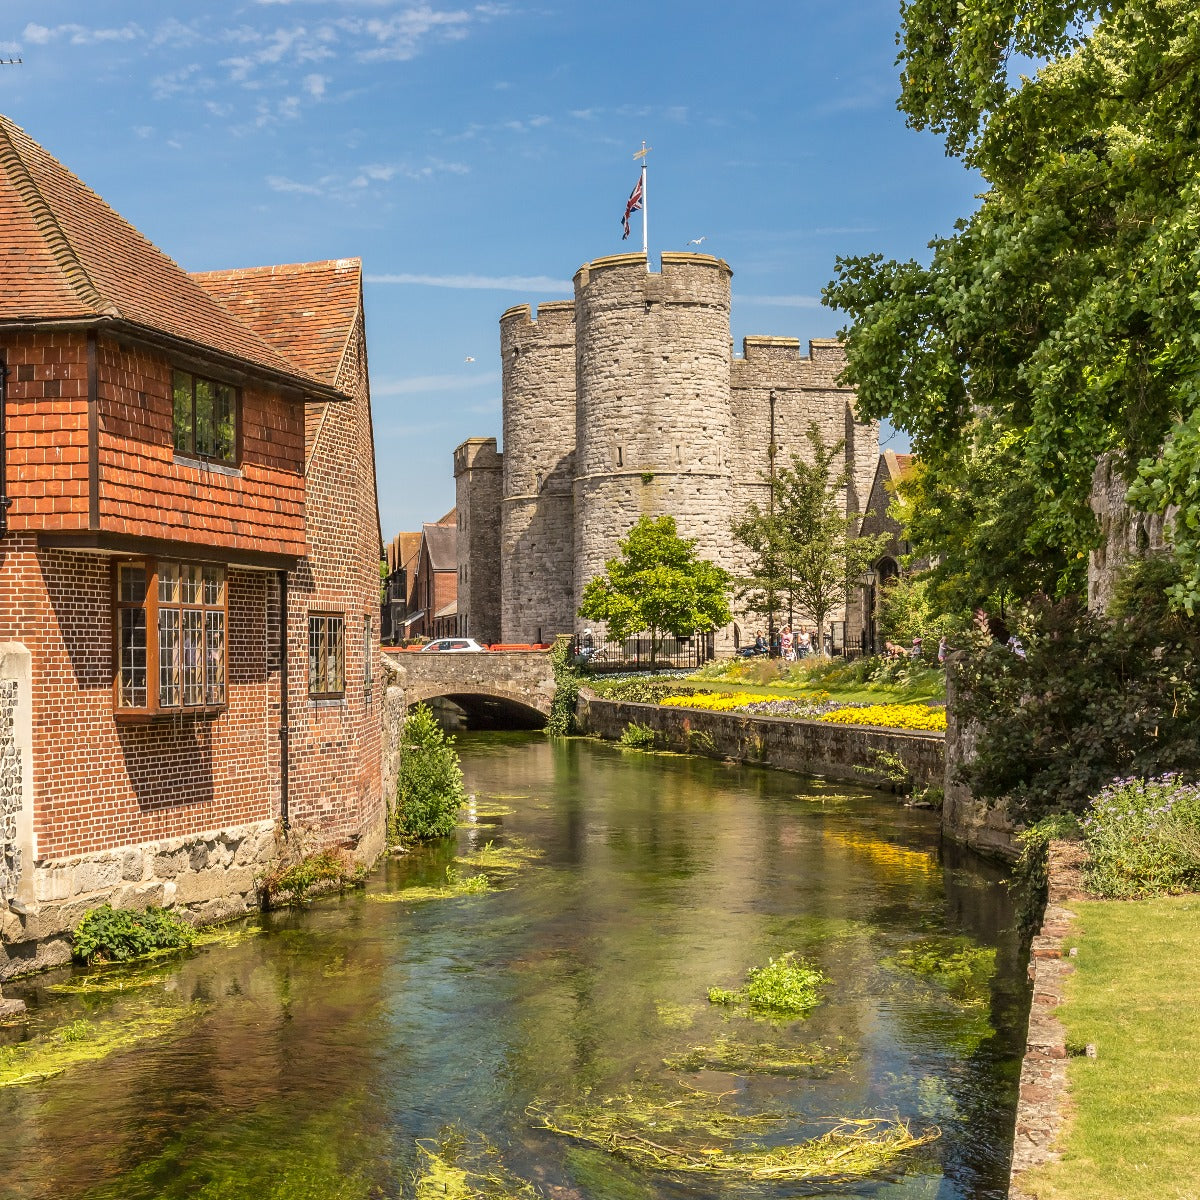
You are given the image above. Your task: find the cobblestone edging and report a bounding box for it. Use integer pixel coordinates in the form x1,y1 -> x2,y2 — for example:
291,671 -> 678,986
1009,841 -> 1088,1199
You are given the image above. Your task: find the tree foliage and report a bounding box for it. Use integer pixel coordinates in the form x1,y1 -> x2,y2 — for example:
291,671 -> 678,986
953,596 -> 1200,822
732,425 -> 887,647
394,703 -> 465,841
578,516 -> 731,663
826,0 -> 1200,609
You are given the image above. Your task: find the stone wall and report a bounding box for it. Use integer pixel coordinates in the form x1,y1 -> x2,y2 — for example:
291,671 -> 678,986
0,645 -> 33,916
941,659 -> 1019,860
0,818 -> 278,981
454,437 -> 504,645
576,692 -> 944,789
464,251 -> 880,655
1009,841 -> 1087,1199
1087,451 -> 1176,612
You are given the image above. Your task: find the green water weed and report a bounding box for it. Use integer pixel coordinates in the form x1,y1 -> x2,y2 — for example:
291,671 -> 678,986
708,951 -> 828,1017
72,904 -> 197,966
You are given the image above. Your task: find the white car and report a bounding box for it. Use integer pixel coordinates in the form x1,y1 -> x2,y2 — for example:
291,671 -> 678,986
420,637 -> 489,653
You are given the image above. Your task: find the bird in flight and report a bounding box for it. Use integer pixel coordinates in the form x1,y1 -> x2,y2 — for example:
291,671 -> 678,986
687,236 -> 706,246
464,356 -> 475,363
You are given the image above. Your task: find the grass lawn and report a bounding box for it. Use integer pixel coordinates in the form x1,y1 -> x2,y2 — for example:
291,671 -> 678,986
590,658 -> 946,707
1022,895 -> 1200,1200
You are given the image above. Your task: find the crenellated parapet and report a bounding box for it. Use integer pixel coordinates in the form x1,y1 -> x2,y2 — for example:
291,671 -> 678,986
458,251 -> 879,649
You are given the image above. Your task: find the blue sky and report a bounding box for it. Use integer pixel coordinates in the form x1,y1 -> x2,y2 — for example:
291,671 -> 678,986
0,2 -> 979,537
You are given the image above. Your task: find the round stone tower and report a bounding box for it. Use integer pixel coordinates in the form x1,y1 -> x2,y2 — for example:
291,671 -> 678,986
499,300 -> 577,644
572,252 -> 735,630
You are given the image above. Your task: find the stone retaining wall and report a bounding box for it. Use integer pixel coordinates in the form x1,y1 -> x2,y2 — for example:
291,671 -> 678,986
1009,841 -> 1087,1199
576,692 -> 944,789
0,819 -> 278,982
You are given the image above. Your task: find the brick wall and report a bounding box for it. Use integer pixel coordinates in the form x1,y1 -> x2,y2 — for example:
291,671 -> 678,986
286,312 -> 385,860
0,331 -> 307,557
0,535 -> 279,860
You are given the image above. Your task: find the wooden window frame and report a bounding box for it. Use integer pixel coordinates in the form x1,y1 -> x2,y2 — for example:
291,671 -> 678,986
112,558 -> 229,721
172,368 -> 241,465
308,612 -> 346,700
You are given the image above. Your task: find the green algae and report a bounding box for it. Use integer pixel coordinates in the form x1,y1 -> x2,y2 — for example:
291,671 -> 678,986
532,1085 -> 938,1183
413,1130 -> 539,1200
371,866 -> 494,903
664,1033 -> 854,1076
884,936 -> 996,1008
455,838 -> 543,873
654,1000 -> 697,1029
0,998 -> 203,1087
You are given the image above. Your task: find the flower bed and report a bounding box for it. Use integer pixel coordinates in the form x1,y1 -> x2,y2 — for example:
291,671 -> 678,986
819,704 -> 947,732
659,691 -> 946,731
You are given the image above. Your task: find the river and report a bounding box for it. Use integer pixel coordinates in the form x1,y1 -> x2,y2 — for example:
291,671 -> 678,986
0,733 -> 1029,1199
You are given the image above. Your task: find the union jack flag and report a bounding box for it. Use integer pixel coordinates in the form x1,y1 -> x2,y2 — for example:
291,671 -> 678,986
621,174 -> 643,240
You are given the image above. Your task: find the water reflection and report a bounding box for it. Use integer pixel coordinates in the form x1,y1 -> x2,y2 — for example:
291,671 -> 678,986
0,733 -> 1028,1199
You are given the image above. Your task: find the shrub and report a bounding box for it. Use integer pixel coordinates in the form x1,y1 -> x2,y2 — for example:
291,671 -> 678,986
260,848 -> 359,908
394,703 -> 466,841
953,597 -> 1200,822
1082,774 -> 1200,899
546,638 -> 582,737
72,904 -> 196,965
618,722 -> 657,749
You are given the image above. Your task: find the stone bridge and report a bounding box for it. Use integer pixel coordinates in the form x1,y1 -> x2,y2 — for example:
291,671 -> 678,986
381,648 -> 555,728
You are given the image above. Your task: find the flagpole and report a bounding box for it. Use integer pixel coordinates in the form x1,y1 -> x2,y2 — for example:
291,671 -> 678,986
634,142 -> 651,270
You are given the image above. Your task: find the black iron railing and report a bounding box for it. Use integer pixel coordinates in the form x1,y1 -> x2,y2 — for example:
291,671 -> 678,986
569,631 -> 715,673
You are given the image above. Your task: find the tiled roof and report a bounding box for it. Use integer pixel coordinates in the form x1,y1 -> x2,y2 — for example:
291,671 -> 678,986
435,506 -> 456,526
192,260 -> 362,387
394,531 -> 422,573
0,113 -> 331,392
422,522 -> 457,572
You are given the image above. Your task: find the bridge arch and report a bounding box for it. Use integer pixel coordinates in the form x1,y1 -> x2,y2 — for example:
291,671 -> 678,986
382,650 -> 556,729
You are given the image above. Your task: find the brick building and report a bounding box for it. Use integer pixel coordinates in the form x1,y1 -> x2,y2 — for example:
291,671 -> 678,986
408,515 -> 457,640
0,113 -> 383,977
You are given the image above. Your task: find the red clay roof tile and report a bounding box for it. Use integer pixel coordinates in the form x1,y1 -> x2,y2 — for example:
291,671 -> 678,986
0,112 -> 334,393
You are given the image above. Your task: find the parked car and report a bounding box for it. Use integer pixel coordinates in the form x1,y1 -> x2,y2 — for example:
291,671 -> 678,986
420,638 -> 489,653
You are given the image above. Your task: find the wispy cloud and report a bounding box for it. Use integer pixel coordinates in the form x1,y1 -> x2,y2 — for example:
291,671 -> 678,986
266,156 -> 469,198
366,272 -> 572,292
23,21 -> 144,45
373,371 -> 500,396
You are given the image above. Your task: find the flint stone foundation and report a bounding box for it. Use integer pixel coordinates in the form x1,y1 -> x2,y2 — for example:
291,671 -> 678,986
0,819 -> 277,982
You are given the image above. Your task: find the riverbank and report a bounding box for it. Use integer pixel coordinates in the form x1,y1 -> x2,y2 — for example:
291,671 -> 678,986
1011,842 -> 1200,1200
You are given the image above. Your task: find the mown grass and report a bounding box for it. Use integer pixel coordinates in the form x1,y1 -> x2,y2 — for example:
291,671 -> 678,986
590,658 -> 946,707
1021,896 -> 1200,1200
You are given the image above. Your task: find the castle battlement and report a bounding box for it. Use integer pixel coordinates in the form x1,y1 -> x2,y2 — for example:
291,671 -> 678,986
457,251 -> 878,649
499,299 -> 575,337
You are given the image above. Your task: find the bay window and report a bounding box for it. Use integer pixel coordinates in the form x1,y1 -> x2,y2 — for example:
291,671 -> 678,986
115,560 -> 227,716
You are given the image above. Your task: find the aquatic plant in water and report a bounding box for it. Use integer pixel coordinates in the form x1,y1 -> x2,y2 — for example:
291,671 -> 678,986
707,951 -> 827,1017
531,1085 -> 937,1182
371,866 -> 493,904
0,999 -> 204,1087
455,839 -> 543,873
664,1033 -> 853,1076
413,1129 -> 539,1199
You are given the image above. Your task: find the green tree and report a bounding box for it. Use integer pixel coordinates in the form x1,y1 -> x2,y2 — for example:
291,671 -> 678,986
733,426 -> 887,652
578,515 -> 732,665
394,703 -> 465,841
779,427 -> 889,651
825,0 -> 1200,609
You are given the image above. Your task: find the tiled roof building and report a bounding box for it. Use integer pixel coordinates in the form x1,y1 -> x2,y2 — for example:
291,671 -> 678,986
0,114 -> 384,977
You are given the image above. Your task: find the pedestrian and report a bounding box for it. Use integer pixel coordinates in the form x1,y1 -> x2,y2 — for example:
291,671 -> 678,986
909,636 -> 922,661
755,630 -> 767,656
937,635 -> 947,664
797,628 -> 811,658
781,625 -> 793,662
